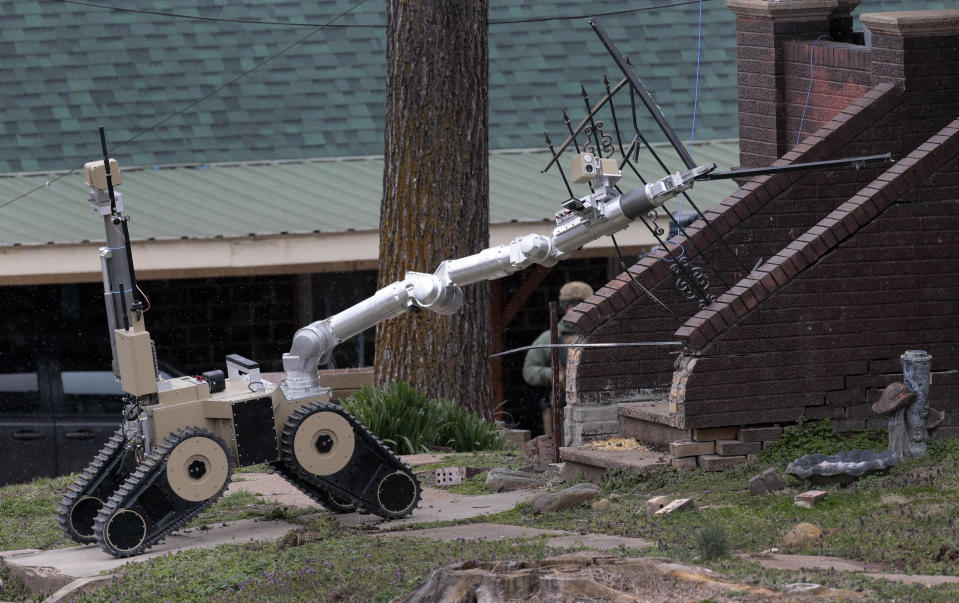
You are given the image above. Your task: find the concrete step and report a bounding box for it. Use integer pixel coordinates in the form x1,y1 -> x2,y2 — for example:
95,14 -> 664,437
559,445 -> 669,481
1,518 -> 298,601
619,400 -> 689,445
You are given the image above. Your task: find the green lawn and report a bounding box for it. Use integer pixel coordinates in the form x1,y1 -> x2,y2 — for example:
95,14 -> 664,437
5,422 -> 959,601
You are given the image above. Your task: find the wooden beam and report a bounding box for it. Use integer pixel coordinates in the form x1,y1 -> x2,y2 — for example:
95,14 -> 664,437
504,264 -> 550,324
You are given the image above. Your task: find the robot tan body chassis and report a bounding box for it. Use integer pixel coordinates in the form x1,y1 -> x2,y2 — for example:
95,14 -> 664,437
58,152 -> 714,557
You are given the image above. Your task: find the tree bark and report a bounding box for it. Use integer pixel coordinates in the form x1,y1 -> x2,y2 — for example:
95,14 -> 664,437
378,0 -> 492,418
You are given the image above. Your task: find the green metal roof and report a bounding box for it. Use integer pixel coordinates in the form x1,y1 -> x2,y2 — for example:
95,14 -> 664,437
1,0 -> 941,174
0,140 -> 740,246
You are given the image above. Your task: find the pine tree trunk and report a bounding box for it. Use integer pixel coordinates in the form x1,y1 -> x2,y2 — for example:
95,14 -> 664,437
377,0 -> 492,418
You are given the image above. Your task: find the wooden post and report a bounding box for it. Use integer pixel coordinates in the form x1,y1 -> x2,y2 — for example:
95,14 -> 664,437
549,301 -> 561,463
490,281 -> 504,420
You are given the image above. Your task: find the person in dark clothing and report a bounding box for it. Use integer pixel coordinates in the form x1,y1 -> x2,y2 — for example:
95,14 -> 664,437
521,281 -> 593,435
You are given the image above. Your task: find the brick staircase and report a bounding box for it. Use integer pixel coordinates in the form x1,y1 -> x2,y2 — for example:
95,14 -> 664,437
559,401 -> 785,479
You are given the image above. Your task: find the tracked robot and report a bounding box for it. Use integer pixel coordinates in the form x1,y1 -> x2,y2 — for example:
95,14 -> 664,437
56,142 -> 713,557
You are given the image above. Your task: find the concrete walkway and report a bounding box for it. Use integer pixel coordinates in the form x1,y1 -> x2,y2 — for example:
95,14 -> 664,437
228,471 -> 542,527
1,519 -> 298,601
378,523 -> 654,551
743,553 -> 959,588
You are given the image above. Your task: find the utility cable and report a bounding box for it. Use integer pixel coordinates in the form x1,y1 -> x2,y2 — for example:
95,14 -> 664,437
57,0 -> 710,27
797,35 -> 828,145
1,0 -> 370,211
650,0 -> 704,263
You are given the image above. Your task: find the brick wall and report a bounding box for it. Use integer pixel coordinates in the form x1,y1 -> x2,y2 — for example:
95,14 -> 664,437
736,14 -> 830,166
782,39 -> 871,148
674,117 -> 959,429
566,83 -> 903,414
564,5 -> 959,444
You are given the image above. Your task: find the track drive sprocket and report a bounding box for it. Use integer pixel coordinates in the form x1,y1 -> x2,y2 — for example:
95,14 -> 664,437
279,401 -> 420,519
92,427 -> 233,558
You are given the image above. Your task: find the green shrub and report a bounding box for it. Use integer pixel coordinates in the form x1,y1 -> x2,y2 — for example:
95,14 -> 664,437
696,520 -> 730,560
341,382 -> 505,454
756,418 -> 886,468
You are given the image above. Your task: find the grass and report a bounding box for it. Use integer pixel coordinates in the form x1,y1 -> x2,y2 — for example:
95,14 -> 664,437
63,516 -> 562,603
8,422 -> 959,600
341,382 -> 506,454
0,474 -> 77,551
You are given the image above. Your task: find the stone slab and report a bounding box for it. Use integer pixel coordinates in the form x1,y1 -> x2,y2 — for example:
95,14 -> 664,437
380,523 -> 653,551
559,446 -> 668,473
621,415 -> 689,446
693,427 -> 737,441
228,473 -> 542,528
670,440 -> 714,457
746,553 -> 959,586
3,518 -> 297,581
795,490 -> 827,508
740,426 -> 783,442
671,456 -> 698,471
617,400 -> 686,429
715,439 -> 762,456
336,487 -> 542,528
744,553 -> 871,573
654,498 -> 694,516
698,454 -> 747,471
860,10 -> 959,36
567,404 -> 620,422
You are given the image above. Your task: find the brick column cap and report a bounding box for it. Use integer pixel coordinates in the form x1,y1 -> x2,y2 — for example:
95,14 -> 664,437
860,10 -> 959,36
726,0 -> 837,20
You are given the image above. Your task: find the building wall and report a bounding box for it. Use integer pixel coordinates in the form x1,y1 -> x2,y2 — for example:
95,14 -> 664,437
678,194 -> 959,430
564,5 -> 959,444
566,83 -> 903,414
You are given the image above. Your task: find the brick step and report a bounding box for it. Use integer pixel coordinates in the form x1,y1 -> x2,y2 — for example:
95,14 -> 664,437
619,401 -> 688,446
559,445 -> 668,481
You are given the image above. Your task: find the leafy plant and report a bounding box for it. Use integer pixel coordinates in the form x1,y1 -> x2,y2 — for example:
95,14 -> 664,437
433,397 -> 506,452
756,418 -> 886,468
600,468 -> 646,494
696,521 -> 730,560
341,382 -> 504,455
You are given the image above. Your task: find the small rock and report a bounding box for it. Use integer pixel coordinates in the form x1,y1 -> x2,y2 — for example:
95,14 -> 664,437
781,522 -> 822,547
591,498 -> 622,512
749,468 -> 784,495
531,483 -> 601,513
654,498 -> 693,516
645,495 -> 671,518
794,490 -> 827,508
523,435 -> 554,472
485,467 -> 541,491
762,468 -> 784,491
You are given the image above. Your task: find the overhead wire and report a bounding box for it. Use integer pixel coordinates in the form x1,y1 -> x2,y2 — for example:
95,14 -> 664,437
797,35 -> 828,145
1,0 -> 371,211
56,0 -> 710,27
648,0 -> 704,263
5,0 -> 706,210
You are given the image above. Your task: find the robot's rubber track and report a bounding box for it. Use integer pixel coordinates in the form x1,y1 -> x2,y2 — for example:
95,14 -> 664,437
92,427 -> 233,558
57,426 -> 131,544
280,401 -> 421,519
268,461 -> 356,513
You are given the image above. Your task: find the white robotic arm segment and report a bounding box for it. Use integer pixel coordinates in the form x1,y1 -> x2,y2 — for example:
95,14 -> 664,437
281,157 -> 716,399
436,233 -> 555,286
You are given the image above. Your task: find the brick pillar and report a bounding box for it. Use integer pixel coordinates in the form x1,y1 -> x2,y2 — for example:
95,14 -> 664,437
726,0 -> 837,167
861,10 -> 959,154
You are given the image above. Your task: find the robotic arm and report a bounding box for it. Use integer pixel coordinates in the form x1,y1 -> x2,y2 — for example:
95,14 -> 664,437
281,154 -> 715,399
